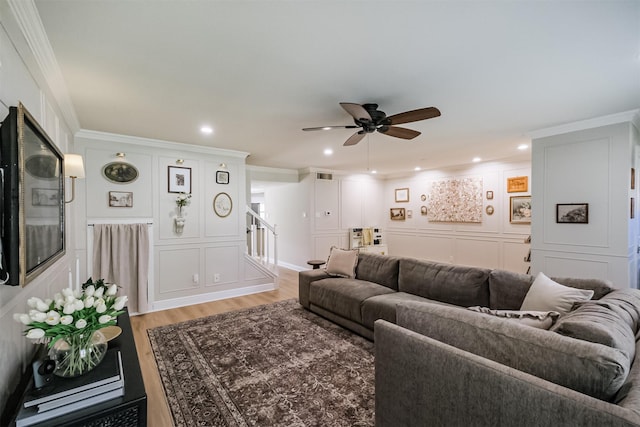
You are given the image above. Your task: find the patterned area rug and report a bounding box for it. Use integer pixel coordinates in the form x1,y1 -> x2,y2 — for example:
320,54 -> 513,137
147,299 -> 374,426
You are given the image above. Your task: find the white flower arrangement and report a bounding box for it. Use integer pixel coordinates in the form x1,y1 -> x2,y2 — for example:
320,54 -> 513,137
176,192 -> 192,208
13,278 -> 127,347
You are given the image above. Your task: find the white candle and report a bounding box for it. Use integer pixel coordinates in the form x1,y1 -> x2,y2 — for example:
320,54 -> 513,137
76,257 -> 80,290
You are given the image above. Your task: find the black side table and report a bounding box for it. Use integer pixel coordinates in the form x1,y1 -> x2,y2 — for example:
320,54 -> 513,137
307,260 -> 326,269
10,309 -> 147,427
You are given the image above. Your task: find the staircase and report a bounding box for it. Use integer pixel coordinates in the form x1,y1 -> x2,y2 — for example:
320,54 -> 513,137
246,206 -> 278,274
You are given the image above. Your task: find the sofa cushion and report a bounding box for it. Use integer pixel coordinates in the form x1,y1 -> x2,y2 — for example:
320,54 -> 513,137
520,272 -> 594,314
355,253 -> 401,291
325,246 -> 359,278
309,277 -> 395,323
398,258 -> 490,307
361,292 -> 455,330
467,306 -> 560,330
551,289 -> 640,359
489,270 -> 614,310
397,300 -> 631,401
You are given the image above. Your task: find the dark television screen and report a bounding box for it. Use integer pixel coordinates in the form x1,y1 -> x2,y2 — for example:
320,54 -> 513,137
0,103 -> 65,286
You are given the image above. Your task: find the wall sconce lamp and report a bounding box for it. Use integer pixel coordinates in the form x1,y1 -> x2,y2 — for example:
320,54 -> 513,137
64,154 -> 85,204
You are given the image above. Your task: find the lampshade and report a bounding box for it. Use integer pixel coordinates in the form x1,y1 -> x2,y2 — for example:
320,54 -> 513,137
64,154 -> 85,179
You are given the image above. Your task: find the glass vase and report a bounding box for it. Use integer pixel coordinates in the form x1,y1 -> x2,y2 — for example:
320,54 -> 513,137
49,330 -> 108,378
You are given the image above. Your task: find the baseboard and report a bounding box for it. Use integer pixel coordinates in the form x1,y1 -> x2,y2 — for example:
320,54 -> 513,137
148,283 -> 277,312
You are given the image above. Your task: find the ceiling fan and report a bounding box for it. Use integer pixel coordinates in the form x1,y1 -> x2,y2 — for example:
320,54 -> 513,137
303,102 -> 441,146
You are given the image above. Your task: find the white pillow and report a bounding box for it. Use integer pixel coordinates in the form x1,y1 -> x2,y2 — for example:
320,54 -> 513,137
520,272 -> 594,314
325,246 -> 359,278
467,306 -> 560,329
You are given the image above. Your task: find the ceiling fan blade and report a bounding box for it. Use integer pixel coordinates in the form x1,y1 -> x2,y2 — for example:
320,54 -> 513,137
387,107 -> 441,125
340,103 -> 372,122
302,125 -> 359,131
344,131 -> 366,146
379,126 -> 421,140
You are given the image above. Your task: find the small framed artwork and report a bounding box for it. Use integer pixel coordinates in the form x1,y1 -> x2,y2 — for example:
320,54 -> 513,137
420,194 -> 427,202
556,203 -> 588,224
109,191 -> 133,208
407,210 -> 413,219
486,191 -> 494,200
390,208 -> 406,220
632,168 -> 636,190
216,170 -> 230,185
32,188 -> 59,206
168,166 -> 192,193
213,192 -> 233,218
510,196 -> 531,224
395,188 -> 409,203
632,198 -> 635,219
507,176 -> 528,193
420,206 -> 428,215
485,205 -> 494,215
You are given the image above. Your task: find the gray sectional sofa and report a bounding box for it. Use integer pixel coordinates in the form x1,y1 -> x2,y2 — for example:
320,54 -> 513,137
298,251 -> 640,426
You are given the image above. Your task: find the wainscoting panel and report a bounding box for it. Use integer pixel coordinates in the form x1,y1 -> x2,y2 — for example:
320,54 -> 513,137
204,246 -> 240,286
157,247 -> 201,295
455,238 -> 500,269
386,233 -> 454,263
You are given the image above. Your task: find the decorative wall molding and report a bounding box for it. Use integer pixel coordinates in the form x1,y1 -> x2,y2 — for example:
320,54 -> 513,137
7,0 -> 80,132
529,109 -> 640,140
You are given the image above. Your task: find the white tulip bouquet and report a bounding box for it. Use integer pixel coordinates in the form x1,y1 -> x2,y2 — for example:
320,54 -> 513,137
13,278 -> 128,376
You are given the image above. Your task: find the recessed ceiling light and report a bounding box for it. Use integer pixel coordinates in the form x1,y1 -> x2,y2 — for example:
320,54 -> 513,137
517,144 -> 529,150
200,125 -> 213,135
472,157 -> 482,163
323,148 -> 333,156
414,167 -> 421,171
371,170 -> 377,174
322,127 -> 332,131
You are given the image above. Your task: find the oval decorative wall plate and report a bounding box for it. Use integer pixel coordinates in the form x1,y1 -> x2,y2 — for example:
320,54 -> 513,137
213,192 -> 232,217
26,154 -> 60,179
485,205 -> 494,215
102,161 -> 139,184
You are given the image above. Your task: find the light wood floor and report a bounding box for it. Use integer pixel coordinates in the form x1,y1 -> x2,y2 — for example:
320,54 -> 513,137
130,267 -> 299,427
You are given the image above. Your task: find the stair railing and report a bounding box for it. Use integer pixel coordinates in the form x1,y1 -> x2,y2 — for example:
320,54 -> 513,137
246,206 -> 278,270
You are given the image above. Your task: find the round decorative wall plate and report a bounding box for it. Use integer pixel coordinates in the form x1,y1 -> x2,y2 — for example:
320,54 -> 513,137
213,192 -> 232,217
102,161 -> 139,184
485,205 -> 494,215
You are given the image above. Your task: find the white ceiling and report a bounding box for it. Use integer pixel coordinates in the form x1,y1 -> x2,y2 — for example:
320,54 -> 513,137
33,0 -> 640,175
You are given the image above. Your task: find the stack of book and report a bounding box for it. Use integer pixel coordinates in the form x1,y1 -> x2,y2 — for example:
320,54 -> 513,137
15,349 -> 124,427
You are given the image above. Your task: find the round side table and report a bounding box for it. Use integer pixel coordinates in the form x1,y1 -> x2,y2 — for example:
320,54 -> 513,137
307,260 -> 326,269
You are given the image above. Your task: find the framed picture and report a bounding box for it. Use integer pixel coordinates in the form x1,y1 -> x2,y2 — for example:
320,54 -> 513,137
486,191 -> 494,200
420,205 -> 427,215
109,191 -> 133,207
420,194 -> 427,202
632,168 -> 636,190
556,203 -> 588,224
507,176 -> 528,193
216,170 -> 230,185
32,188 -> 59,206
390,208 -> 406,220
102,161 -> 139,184
395,188 -> 409,202
510,196 -> 531,224
632,198 -> 635,219
406,210 -> 413,219
485,205 -> 494,215
168,166 -> 191,193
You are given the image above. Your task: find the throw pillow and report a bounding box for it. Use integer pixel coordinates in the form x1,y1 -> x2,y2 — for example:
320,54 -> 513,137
325,246 -> 359,278
520,272 -> 594,314
467,306 -> 560,329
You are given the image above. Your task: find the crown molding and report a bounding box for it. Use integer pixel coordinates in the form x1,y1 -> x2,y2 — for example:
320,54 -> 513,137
529,109 -> 640,140
7,0 -> 80,132
76,129 -> 249,159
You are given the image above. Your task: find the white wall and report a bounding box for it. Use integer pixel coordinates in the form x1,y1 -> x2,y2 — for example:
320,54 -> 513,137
531,117 -> 640,287
75,132 -> 276,313
384,161 -> 531,272
258,163 -> 532,273
0,12 -> 77,413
